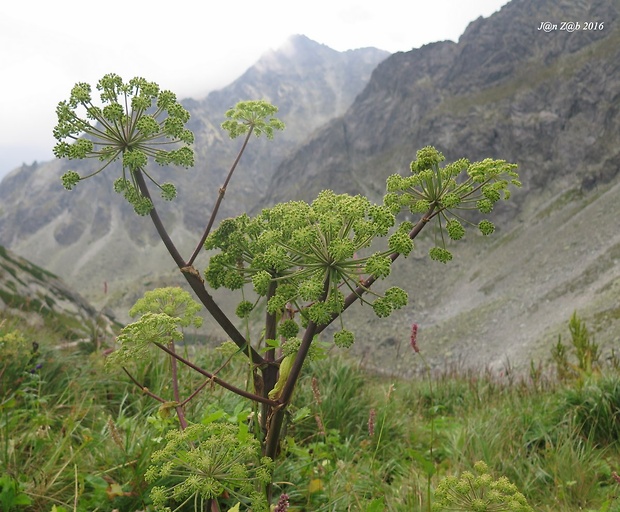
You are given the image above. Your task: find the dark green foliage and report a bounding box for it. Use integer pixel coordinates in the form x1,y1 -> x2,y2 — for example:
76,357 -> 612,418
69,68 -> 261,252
554,375 -> 620,446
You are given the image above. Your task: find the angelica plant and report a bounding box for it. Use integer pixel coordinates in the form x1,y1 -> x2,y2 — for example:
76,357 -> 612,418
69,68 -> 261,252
432,461 -> 534,512
53,74 -> 521,507
54,73 -> 194,215
384,146 -> 520,262
146,422 -> 273,511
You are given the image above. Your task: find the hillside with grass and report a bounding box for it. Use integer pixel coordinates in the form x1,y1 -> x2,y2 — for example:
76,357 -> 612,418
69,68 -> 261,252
2,307 -> 619,510
0,244 -> 118,343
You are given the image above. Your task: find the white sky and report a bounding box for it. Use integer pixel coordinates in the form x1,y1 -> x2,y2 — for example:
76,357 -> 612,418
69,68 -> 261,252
0,0 -> 509,179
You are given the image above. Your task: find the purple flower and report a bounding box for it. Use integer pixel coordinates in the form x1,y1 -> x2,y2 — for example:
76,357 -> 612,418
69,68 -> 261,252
410,323 -> 419,353
274,493 -> 289,512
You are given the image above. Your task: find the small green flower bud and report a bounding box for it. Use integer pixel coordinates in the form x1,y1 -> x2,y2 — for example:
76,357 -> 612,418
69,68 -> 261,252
384,286 -> 408,309
446,219 -> 465,240
410,146 -> 445,173
371,297 -> 392,318
410,199 -> 431,213
429,247 -> 453,263
308,302 -> 332,325
386,174 -> 406,192
334,329 -> 354,348
267,294 -> 288,315
282,337 -> 302,356
160,183 -> 177,201
328,238 -> 355,261
441,192 -> 461,208
235,300 -> 254,318
136,115 -> 160,137
123,148 -> 148,171
61,171 -> 81,190
477,198 -> 494,214
482,184 -> 501,203
298,278 -> 323,301
277,319 -> 299,339
365,253 -> 392,279
479,220 -> 495,235
133,196 -> 153,216
223,270 -> 244,290
103,103 -> 124,122
388,230 -> 414,256
252,270 -> 272,296
68,138 -> 93,159
69,82 -> 92,105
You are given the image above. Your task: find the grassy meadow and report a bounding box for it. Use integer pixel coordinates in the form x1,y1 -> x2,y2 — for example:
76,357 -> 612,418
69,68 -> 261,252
1,309 -> 619,511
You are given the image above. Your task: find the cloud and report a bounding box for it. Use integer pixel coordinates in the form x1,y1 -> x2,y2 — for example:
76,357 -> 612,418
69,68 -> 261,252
0,0 -> 509,178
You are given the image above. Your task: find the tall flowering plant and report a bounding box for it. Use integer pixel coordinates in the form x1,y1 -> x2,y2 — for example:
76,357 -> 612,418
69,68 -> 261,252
53,74 -> 520,509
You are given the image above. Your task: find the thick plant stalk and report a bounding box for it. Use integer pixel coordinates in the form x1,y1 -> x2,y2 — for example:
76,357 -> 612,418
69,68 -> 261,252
264,278 -> 329,460
132,168 -> 265,366
261,281 -> 280,434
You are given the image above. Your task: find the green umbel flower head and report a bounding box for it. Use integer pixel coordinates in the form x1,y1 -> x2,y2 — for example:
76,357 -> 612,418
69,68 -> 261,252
53,74 -> 195,215
203,192 -> 409,332
433,461 -> 534,512
146,423 -> 272,511
385,146 -> 519,262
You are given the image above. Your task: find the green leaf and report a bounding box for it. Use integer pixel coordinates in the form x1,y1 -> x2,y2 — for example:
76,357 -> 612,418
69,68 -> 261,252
366,497 -> 386,512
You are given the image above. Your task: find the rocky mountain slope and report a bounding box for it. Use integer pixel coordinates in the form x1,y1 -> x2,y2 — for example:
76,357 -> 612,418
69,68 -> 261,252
261,0 -> 620,372
0,244 -> 118,341
1,0 -> 619,371
0,35 -> 387,304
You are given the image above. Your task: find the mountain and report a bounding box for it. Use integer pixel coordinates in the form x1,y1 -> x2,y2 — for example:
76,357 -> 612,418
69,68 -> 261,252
0,36 -> 388,311
0,244 -> 118,341
260,0 -> 620,372
2,0 -> 620,372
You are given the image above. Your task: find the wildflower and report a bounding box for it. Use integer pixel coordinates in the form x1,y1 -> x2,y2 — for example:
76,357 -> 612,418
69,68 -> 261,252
433,461 -> 534,512
368,408 -> 376,437
315,415 -> 325,436
146,423 -> 273,511
274,493 -> 289,512
410,323 -> 419,353
311,377 -> 322,405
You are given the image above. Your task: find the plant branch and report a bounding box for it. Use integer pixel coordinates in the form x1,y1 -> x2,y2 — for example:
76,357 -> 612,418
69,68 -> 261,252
133,168 -> 186,268
153,342 -> 277,407
187,127 -> 255,266
168,339 -> 188,430
122,367 -> 166,403
133,168 -> 265,365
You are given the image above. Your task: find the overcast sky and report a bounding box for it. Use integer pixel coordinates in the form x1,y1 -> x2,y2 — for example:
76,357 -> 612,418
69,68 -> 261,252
0,0 -> 509,179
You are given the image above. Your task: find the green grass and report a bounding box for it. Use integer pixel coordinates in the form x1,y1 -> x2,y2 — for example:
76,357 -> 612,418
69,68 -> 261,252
1,309 -> 619,511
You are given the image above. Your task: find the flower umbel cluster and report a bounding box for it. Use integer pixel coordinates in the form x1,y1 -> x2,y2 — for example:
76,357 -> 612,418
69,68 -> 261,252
204,190 -> 411,348
53,74 -> 195,214
221,100 -> 285,140
432,461 -> 534,512
385,146 -> 520,263
145,422 -> 273,511
105,287 -> 202,370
